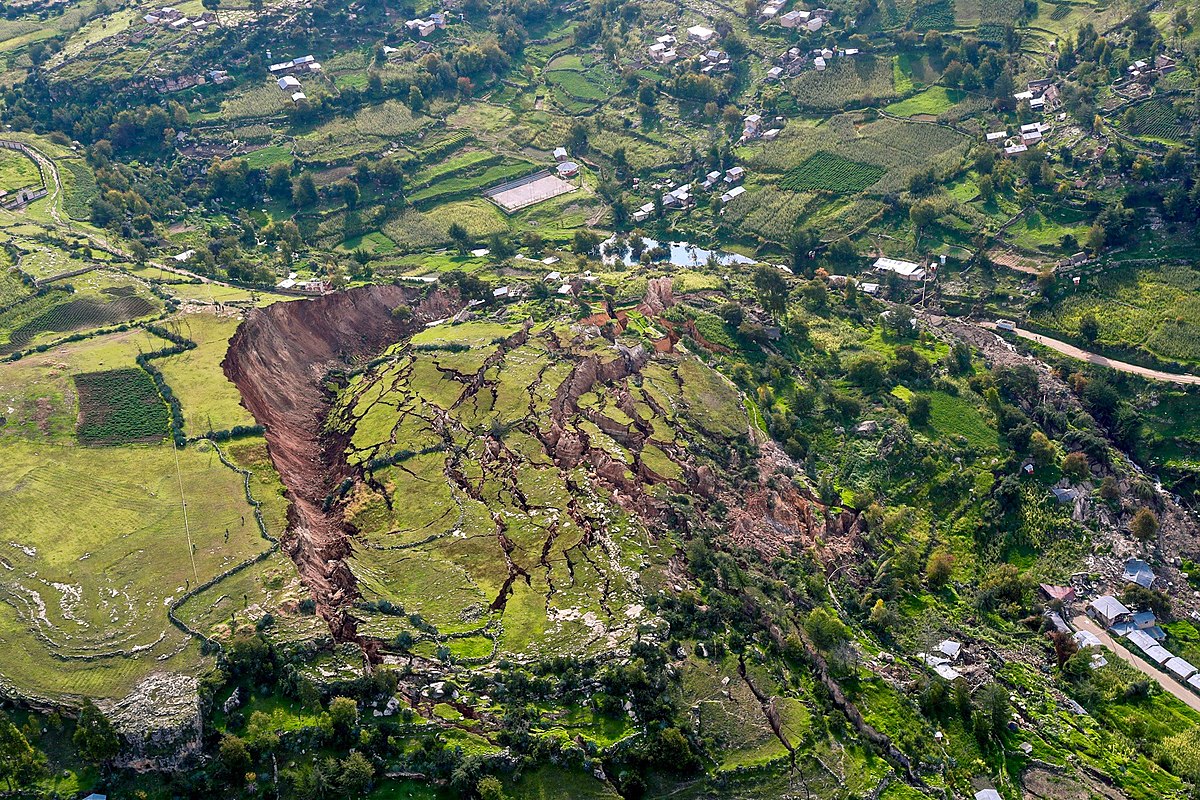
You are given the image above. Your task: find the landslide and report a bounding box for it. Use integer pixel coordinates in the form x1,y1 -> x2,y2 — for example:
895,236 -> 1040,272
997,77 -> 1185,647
222,284 -> 460,643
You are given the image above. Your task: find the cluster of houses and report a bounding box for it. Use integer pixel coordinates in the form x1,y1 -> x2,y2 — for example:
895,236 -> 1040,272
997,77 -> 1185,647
1081,560 -> 1200,696
987,122 -> 1052,156
552,147 -> 580,178
1127,53 -> 1176,80
777,7 -> 832,31
769,43 -> 858,78
142,6 -> 216,32
271,55 -> 320,103
740,113 -> 782,142
276,272 -> 333,294
630,167 -> 747,222
404,11 -> 448,38
1013,78 -> 1061,113
647,24 -> 719,66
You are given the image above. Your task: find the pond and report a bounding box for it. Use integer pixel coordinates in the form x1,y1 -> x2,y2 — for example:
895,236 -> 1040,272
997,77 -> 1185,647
601,236 -> 756,268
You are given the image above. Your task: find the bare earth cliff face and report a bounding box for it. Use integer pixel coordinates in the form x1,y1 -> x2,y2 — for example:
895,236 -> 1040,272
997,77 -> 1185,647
222,284 -> 460,644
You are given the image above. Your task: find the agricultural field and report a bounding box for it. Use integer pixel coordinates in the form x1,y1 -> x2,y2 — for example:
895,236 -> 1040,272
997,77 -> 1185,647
0,149 -> 41,193
781,151 -> 887,193
74,368 -> 169,445
1031,263 -> 1200,365
154,312 -> 260,437
0,437 -> 275,699
787,57 -> 899,110
1119,98 -> 1194,144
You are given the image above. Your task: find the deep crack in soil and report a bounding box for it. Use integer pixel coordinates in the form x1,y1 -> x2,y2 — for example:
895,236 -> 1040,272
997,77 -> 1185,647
222,285 -> 461,653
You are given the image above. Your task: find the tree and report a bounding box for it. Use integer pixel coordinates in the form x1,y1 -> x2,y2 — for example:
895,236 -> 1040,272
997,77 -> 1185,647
573,229 -> 600,254
218,734 -> 251,778
1131,507 -> 1159,541
1029,431 -> 1056,467
340,751 -> 374,794
804,607 -> 849,651
448,222 -> 473,255
328,696 -> 358,739
0,713 -> 47,791
752,265 -> 788,318
1062,451 -> 1090,482
73,700 -> 119,766
926,551 -> 953,589
292,173 -> 318,208
847,353 -> 888,392
267,162 -> 292,200
909,200 -> 939,235
477,775 -> 505,800
201,0 -> 221,24
1079,313 -> 1099,344
908,394 -> 932,426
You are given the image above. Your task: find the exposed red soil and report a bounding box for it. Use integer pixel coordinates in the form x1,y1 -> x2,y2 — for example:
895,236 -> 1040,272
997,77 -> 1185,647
222,285 -> 461,647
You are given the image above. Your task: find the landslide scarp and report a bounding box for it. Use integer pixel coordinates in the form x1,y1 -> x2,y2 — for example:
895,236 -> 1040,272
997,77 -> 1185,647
222,284 -> 461,645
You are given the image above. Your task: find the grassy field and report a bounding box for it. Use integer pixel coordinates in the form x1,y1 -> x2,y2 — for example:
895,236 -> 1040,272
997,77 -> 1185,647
75,368 -> 169,444
883,86 -> 965,117
155,312 -> 259,437
0,438 -> 272,699
0,148 -> 41,192
0,326 -> 169,442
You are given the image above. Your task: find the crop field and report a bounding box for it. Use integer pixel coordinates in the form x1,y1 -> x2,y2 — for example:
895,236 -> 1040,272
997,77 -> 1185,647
1031,263 -> 1200,364
0,148 -> 40,192
1122,99 -> 1193,144
61,160 -> 98,221
883,86 -> 965,117
0,438 -> 274,699
155,313 -> 260,437
219,83 -> 291,121
381,200 -> 511,251
926,390 -> 999,451
0,293 -> 158,354
781,151 -> 887,193
410,160 -> 537,207
0,327 -> 169,442
909,0 -> 954,29
74,368 -> 169,445
750,114 -> 969,194
545,68 -> 611,103
329,321 -> 746,659
787,57 -> 898,111
295,101 -> 428,161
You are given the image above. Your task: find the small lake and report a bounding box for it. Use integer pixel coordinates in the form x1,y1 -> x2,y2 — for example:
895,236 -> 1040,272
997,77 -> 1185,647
602,237 -> 756,268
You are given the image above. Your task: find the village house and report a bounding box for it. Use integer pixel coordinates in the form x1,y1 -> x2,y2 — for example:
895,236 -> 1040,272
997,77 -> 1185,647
1087,595 -> 1131,629
1123,558 -> 1157,590
648,43 -> 678,64
555,161 -> 580,178
724,166 -> 745,184
277,75 -> 302,92
767,66 -> 784,80
741,114 -> 762,141
701,170 -> 723,190
779,9 -> 809,27
687,24 -> 718,44
759,0 -> 787,19
662,185 -> 695,210
1005,143 -> 1028,156
986,130 -> 1008,143
553,146 -> 568,162
720,185 -> 746,204
873,256 -> 926,282
813,56 -> 826,70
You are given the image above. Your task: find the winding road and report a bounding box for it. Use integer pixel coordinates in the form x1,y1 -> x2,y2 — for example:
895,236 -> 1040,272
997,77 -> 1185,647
980,322 -> 1200,386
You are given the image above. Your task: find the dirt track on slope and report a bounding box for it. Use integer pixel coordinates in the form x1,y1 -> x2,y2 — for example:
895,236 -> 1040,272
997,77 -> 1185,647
223,285 -> 460,645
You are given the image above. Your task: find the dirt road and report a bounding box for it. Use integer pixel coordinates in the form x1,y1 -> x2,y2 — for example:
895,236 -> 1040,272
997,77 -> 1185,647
980,322 -> 1200,386
1072,615 -> 1200,713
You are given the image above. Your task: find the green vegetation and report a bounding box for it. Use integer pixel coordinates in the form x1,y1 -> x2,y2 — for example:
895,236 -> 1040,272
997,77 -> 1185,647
74,368 -> 169,444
